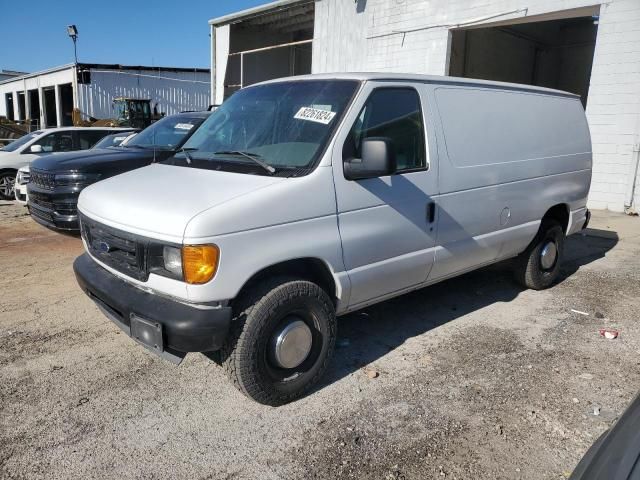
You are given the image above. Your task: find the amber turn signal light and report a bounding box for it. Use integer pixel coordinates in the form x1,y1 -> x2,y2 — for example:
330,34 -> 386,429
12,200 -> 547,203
182,245 -> 219,284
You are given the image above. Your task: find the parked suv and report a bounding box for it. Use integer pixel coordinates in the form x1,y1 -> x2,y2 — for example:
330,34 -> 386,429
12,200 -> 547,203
0,127 -> 132,200
27,112 -> 209,231
74,74 -> 592,405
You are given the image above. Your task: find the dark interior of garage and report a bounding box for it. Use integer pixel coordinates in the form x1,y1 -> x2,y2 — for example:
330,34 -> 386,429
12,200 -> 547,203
449,16 -> 598,106
224,1 -> 314,98
5,93 -> 14,121
17,92 -> 25,121
28,89 -> 39,128
43,87 -> 56,127
59,83 -> 74,126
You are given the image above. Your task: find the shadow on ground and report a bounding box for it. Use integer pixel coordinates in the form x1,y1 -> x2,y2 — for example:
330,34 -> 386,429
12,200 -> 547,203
316,228 -> 619,392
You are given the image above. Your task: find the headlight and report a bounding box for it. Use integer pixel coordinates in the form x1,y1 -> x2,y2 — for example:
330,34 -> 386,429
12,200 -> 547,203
16,170 -> 30,185
162,246 -> 182,276
54,172 -> 101,186
156,244 -> 219,284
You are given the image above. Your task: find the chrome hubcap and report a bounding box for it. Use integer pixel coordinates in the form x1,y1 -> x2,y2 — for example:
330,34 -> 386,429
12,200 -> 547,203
270,318 -> 313,369
0,176 -> 14,196
540,241 -> 558,270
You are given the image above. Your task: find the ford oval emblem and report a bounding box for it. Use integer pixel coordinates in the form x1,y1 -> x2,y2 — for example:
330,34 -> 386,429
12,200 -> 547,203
98,241 -> 111,253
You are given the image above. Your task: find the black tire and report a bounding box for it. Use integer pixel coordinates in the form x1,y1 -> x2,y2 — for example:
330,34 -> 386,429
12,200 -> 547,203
220,277 -> 336,406
0,171 -> 16,200
514,219 -> 565,290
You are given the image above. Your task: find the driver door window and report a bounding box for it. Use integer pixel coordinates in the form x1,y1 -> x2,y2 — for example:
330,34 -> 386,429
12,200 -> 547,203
34,132 -> 74,153
344,88 -> 426,172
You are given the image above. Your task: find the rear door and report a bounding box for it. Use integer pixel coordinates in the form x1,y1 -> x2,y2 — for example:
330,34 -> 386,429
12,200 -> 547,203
332,82 -> 439,308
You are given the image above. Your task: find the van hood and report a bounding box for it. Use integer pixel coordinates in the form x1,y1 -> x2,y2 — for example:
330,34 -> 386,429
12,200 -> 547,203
78,163 -> 286,242
30,147 -> 156,172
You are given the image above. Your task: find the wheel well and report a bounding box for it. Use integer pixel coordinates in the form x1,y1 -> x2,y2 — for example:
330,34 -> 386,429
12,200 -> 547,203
543,204 -> 569,234
0,168 -> 17,175
234,258 -> 338,307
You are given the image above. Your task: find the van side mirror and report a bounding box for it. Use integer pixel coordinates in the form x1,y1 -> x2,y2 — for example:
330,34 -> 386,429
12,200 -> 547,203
344,137 -> 396,181
29,145 -> 43,153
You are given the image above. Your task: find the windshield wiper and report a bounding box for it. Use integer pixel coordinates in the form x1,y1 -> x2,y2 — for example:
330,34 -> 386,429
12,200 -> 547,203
214,150 -> 276,175
181,147 -> 198,165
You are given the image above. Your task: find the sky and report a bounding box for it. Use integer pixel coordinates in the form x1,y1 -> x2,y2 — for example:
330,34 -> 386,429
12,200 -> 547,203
1,0 -> 271,73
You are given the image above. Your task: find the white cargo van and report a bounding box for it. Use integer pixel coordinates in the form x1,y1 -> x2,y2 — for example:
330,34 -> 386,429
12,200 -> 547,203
74,74 -> 591,405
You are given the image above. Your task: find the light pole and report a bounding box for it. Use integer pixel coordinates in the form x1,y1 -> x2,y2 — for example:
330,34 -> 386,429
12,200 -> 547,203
67,25 -> 79,126
67,25 -> 78,64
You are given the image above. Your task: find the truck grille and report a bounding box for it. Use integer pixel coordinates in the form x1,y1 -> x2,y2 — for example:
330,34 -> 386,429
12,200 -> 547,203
28,191 -> 54,211
30,169 -> 56,190
80,214 -> 148,281
29,202 -> 54,223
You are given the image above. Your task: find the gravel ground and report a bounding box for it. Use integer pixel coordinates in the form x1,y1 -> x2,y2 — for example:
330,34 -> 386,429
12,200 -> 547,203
1,201 -> 639,480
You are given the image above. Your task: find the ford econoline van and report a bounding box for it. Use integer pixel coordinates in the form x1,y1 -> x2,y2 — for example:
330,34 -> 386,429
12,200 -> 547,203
73,74 -> 591,405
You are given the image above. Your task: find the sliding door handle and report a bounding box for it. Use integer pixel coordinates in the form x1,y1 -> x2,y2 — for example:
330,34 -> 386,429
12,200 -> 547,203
427,202 -> 436,223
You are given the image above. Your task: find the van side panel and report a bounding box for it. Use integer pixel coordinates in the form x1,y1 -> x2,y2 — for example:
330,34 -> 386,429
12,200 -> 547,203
428,86 -> 591,281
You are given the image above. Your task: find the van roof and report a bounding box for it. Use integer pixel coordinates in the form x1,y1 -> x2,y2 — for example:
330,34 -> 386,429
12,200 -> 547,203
256,73 -> 580,99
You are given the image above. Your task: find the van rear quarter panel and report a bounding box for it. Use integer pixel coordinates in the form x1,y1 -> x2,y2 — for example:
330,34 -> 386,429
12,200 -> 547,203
428,85 -> 592,280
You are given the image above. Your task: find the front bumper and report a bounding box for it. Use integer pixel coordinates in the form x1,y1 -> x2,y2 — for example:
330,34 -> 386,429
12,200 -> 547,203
74,253 -> 232,363
27,184 -> 80,231
14,183 -> 28,204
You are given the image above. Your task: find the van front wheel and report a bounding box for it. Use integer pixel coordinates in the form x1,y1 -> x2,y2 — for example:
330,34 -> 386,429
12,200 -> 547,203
220,278 -> 336,406
514,220 -> 565,290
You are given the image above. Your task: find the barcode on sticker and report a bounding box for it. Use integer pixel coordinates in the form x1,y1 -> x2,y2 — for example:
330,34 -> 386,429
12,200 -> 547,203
294,107 -> 336,125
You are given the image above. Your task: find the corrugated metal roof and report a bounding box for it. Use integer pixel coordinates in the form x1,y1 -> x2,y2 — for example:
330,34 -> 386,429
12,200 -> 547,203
0,63 -> 209,86
209,0 -> 313,26
0,63 -> 75,85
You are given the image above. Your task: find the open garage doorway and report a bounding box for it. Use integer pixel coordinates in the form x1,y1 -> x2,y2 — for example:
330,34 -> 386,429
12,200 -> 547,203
28,89 -> 40,129
59,83 -> 73,126
17,92 -> 25,121
449,7 -> 599,107
43,87 -> 57,127
222,2 -> 314,99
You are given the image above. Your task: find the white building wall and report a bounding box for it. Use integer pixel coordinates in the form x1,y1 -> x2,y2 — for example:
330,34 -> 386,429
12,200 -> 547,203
312,0 -> 640,212
77,68 -> 210,120
585,0 -> 640,211
0,67 -> 74,128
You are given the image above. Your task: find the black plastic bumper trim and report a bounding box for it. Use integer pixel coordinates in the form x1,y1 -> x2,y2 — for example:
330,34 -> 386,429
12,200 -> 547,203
74,253 -> 232,357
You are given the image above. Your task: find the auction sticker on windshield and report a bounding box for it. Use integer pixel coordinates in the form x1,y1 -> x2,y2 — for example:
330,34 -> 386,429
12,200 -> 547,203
294,107 -> 336,125
174,123 -> 194,130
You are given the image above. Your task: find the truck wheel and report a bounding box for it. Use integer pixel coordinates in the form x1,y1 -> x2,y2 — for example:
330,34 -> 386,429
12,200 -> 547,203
514,219 -> 564,290
0,171 -> 16,200
221,277 -> 336,406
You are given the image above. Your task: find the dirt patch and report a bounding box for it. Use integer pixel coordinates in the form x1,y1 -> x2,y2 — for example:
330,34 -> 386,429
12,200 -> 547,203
1,202 -> 639,479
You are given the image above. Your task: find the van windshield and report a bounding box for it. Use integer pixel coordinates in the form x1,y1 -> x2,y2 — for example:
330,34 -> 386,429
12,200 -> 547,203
164,80 -> 359,176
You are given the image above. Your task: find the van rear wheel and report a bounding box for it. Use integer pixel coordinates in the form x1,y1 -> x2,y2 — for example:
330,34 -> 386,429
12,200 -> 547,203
220,277 -> 336,406
514,219 -> 564,290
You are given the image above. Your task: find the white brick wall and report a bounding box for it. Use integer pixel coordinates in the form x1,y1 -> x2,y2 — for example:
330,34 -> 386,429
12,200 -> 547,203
587,0 -> 640,211
312,0 -> 640,212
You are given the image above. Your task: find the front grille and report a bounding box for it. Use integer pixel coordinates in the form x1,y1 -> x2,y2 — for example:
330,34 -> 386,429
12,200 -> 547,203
30,169 -> 56,190
80,214 -> 148,281
28,191 -> 54,211
29,203 -> 54,223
